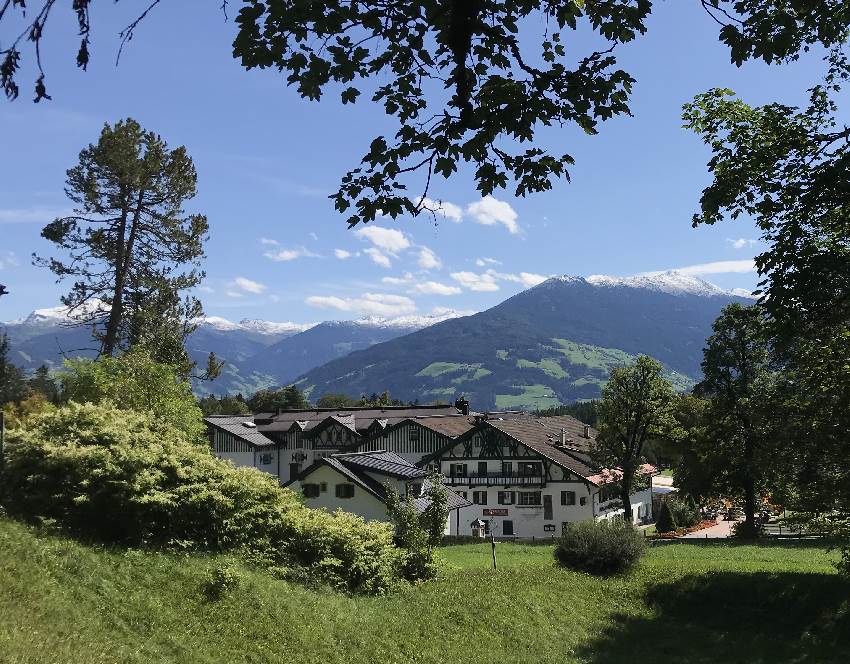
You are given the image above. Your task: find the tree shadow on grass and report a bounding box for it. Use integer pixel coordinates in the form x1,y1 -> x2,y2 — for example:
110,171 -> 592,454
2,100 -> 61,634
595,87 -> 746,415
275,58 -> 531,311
577,571 -> 850,664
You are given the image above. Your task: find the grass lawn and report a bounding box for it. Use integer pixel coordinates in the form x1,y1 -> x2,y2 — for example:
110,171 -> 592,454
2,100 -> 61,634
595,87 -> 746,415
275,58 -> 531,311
1,517 -> 848,663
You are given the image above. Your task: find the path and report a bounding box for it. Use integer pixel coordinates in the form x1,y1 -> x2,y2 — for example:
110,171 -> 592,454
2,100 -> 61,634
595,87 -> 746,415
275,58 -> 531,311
680,519 -> 738,539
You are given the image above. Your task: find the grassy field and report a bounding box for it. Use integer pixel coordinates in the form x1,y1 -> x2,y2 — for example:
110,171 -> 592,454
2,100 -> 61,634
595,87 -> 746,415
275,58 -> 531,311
1,517 -> 848,664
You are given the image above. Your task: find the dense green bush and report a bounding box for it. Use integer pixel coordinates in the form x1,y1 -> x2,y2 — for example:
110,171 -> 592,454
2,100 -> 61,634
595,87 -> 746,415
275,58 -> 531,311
554,519 -> 646,575
385,488 -> 438,582
669,496 -> 701,529
1,402 -> 404,594
60,351 -> 206,441
655,501 -> 678,533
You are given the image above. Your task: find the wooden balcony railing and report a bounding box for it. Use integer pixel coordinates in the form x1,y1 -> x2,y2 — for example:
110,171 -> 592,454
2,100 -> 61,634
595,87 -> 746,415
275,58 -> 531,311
445,474 -> 546,487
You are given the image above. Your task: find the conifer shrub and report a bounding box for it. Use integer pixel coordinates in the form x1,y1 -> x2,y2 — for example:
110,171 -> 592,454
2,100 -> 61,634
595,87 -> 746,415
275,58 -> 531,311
655,500 -> 678,533
554,519 -> 646,575
1,402 -> 404,594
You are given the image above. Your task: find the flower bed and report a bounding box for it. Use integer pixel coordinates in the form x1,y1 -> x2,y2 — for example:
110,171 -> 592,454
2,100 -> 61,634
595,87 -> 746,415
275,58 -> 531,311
647,520 -> 718,540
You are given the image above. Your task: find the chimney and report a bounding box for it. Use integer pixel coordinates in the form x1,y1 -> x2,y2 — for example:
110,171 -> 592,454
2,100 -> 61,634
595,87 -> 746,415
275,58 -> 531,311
560,428 -> 567,446
583,425 -> 591,439
455,396 -> 470,416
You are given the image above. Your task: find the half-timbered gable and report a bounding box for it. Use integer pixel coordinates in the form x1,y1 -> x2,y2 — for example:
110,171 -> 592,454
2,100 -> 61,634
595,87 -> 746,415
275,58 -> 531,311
357,416 -> 475,464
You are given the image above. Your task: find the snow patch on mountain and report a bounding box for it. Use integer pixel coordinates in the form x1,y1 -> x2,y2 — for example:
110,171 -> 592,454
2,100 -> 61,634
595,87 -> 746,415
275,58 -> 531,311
547,271 -> 755,299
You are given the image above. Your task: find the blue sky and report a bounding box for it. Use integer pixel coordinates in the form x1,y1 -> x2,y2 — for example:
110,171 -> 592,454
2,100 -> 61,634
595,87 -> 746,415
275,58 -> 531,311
0,2 -> 829,323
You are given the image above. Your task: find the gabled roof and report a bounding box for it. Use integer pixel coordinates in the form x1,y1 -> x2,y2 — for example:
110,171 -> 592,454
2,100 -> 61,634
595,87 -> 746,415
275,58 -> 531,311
291,450 -> 470,513
205,415 -> 275,448
485,417 -> 599,481
255,404 -> 462,433
334,450 -> 427,479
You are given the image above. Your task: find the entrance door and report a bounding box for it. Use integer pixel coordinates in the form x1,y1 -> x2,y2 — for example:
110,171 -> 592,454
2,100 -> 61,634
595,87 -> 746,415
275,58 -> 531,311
289,463 -> 301,480
503,520 -> 514,536
543,494 -> 553,520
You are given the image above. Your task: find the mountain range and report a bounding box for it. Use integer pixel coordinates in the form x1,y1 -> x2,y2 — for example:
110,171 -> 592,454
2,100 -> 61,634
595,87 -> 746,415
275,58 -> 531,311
1,306 -> 464,396
293,272 -> 752,409
1,272 -> 751,407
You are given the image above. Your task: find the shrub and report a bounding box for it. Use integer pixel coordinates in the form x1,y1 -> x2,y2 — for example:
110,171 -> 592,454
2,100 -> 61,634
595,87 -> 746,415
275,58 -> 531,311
2,402 -> 404,594
668,496 -> 700,529
655,501 -> 678,533
554,519 -> 646,575
203,565 -> 241,599
385,486 -> 438,582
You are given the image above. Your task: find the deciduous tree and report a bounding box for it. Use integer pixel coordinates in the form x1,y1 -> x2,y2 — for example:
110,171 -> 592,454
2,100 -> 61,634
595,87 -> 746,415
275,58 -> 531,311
595,355 -> 678,521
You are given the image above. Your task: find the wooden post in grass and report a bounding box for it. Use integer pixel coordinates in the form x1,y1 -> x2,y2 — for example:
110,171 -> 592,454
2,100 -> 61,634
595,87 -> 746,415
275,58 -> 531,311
490,534 -> 497,570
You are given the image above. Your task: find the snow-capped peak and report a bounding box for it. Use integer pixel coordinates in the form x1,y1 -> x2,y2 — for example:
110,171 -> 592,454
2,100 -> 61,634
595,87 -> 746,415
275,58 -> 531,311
192,316 -> 315,335
352,310 -> 470,329
6,300 -> 108,326
546,271 -> 753,298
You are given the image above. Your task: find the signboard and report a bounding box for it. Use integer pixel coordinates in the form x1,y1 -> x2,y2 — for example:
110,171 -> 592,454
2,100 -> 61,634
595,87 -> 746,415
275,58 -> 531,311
543,524 -> 556,532
483,509 -> 508,516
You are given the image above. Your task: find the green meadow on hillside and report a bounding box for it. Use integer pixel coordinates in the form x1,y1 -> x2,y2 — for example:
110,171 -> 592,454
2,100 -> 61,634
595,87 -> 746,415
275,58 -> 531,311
1,518 -> 847,664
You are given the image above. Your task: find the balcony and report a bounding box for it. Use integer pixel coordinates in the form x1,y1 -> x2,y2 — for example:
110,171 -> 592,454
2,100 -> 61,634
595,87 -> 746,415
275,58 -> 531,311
444,473 -> 546,487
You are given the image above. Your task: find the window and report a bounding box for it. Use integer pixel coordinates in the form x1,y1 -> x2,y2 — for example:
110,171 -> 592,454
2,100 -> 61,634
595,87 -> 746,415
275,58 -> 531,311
302,484 -> 320,498
483,519 -> 491,534
503,520 -> 514,536
580,496 -> 587,506
450,463 -> 468,477
472,491 -> 488,505
319,482 -> 328,493
501,461 -> 513,475
518,462 -> 543,477
477,461 -> 488,476
497,491 -> 515,505
260,453 -> 273,465
561,491 -> 576,506
409,427 -> 420,442
408,483 -> 423,497
336,483 -> 355,499
457,491 -> 468,499
518,491 -> 542,506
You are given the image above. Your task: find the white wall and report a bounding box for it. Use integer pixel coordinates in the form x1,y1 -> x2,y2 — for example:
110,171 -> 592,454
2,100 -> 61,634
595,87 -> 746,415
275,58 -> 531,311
293,465 -> 393,523
594,487 -> 654,524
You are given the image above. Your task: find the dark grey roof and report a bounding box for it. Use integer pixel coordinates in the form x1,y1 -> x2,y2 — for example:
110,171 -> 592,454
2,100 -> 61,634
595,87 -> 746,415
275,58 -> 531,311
255,404 -> 462,433
295,450 -> 470,513
205,415 -> 275,448
334,450 -> 427,479
412,479 -> 472,513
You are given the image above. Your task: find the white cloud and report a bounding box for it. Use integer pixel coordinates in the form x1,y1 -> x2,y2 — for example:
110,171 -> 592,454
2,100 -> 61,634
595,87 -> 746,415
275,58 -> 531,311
309,232 -> 319,241
198,285 -> 215,294
466,196 -> 520,234
417,247 -> 442,270
233,276 -> 267,294
726,238 -> 758,250
451,270 -> 500,292
417,196 -> 463,222
263,246 -> 319,262
0,252 -> 19,270
225,290 -> 244,299
334,249 -> 354,260
260,238 -> 279,246
451,268 -> 547,292
411,281 -> 462,296
382,272 -> 414,285
0,207 -> 70,225
475,257 -> 501,267
306,292 -> 417,317
354,225 -> 411,253
497,271 -> 548,288
364,247 -> 392,268
667,259 -> 756,275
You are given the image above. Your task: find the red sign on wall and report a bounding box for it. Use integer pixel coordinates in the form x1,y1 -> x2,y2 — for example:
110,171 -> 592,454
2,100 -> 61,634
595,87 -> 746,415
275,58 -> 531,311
483,509 -> 508,516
